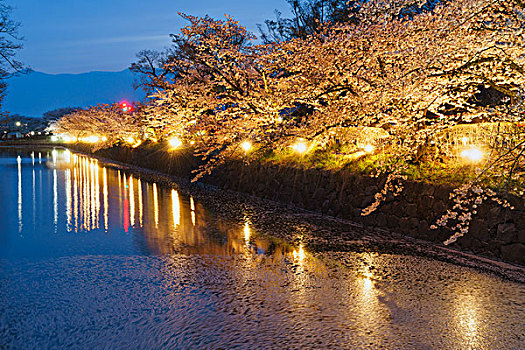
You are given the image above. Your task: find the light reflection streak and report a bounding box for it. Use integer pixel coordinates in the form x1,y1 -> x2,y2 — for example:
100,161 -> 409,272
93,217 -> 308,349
153,183 -> 159,227
103,168 -> 108,232
38,152 -> 41,164
454,290 -> 481,349
64,149 -> 71,163
354,253 -> 381,337
83,157 -> 89,230
138,178 -> 143,227
118,170 -> 122,220
95,161 -> 100,229
65,168 -> 72,231
90,160 -> 96,228
17,156 -> 22,234
32,155 -> 35,230
53,168 -> 58,232
123,175 -> 130,233
293,244 -> 305,263
74,167 -> 78,232
129,176 -> 135,227
190,196 -> 195,226
244,221 -> 251,244
172,189 -> 180,228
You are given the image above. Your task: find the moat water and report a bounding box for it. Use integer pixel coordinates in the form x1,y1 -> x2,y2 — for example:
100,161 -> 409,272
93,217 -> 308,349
0,147 -> 523,349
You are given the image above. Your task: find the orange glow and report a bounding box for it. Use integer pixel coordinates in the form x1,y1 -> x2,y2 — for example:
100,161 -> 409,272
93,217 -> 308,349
364,144 -> 375,153
241,141 -> 252,153
293,141 -> 307,154
461,148 -> 483,162
169,137 -> 183,149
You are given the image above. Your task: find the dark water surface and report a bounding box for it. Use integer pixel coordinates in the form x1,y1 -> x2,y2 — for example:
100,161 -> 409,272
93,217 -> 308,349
0,147 -> 523,349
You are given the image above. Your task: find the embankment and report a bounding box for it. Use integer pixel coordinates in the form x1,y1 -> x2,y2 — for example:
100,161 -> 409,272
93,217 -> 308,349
69,142 -> 525,266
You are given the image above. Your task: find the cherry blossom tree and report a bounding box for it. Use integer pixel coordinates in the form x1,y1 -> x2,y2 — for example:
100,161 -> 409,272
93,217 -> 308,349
61,0 -> 525,243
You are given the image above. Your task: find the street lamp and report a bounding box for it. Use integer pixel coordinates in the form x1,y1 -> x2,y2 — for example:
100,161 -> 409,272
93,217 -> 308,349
293,140 -> 308,154
169,136 -> 182,149
241,141 -> 252,153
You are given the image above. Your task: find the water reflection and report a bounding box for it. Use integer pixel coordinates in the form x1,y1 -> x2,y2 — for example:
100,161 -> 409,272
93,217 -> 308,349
1,148 -> 523,350
356,253 -> 382,335
172,189 -> 180,228
6,149 -> 309,262
454,287 -> 482,350
153,183 -> 159,228
17,155 -> 22,234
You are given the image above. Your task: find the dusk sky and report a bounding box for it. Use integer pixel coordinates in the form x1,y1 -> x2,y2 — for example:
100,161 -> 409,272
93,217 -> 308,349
12,0 -> 291,74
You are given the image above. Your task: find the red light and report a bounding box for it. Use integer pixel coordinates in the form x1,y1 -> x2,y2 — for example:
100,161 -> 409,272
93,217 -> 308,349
120,101 -> 133,113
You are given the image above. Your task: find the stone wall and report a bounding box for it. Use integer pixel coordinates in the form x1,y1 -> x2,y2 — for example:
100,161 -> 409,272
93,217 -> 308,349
74,143 -> 525,265
206,160 -> 525,265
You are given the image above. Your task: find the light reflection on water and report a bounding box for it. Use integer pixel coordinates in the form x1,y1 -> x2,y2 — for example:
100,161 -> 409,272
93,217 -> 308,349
0,147 -> 523,349
1,147 -> 309,261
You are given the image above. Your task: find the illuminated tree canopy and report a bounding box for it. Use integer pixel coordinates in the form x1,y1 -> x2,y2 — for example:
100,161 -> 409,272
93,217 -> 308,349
52,0 -> 525,243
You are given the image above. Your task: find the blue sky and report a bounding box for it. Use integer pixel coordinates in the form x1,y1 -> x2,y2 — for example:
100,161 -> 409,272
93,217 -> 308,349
12,0 -> 291,74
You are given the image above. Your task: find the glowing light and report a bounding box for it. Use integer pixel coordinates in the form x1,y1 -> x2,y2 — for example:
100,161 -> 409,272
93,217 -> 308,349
241,141 -> 252,153
15,121 -> 21,127
364,144 -> 375,153
51,135 -> 58,142
462,137 -> 469,146
132,140 -> 142,148
102,136 -> 108,142
461,148 -> 483,162
169,136 -> 183,149
84,135 -> 100,143
190,196 -> 195,211
127,136 -> 135,144
190,140 -> 195,145
276,116 -> 283,123
62,135 -> 76,143
293,141 -> 307,154
120,101 -> 133,113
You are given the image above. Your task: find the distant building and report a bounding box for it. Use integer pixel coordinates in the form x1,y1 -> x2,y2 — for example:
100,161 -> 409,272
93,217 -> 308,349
6,132 -> 22,140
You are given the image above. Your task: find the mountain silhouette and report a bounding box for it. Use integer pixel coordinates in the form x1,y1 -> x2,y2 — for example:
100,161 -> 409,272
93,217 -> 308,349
3,69 -> 146,117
